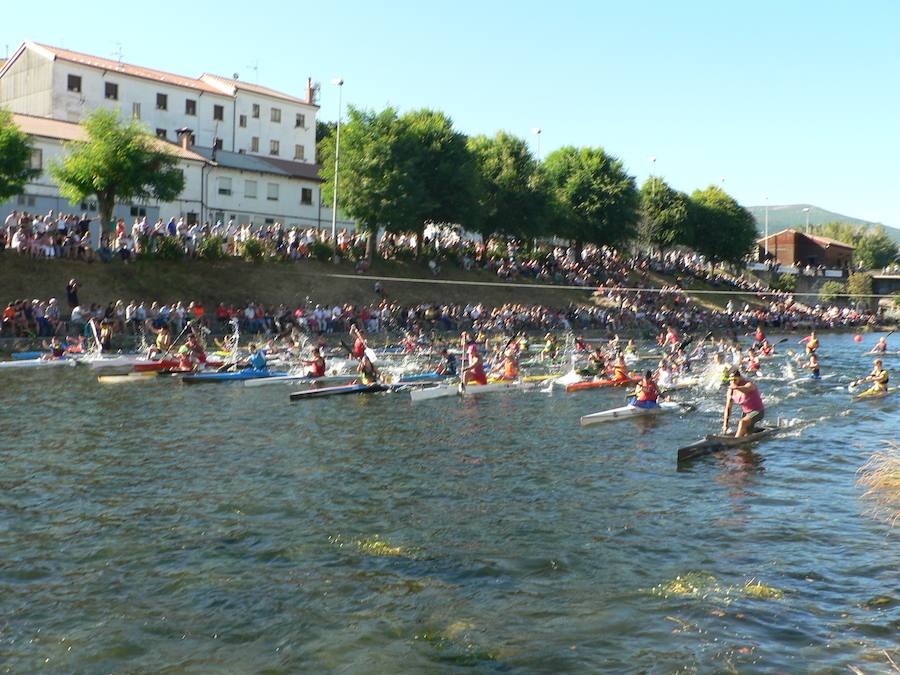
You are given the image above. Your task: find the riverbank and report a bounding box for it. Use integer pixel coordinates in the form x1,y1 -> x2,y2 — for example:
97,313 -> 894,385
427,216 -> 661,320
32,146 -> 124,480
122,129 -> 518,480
0,253 -> 595,309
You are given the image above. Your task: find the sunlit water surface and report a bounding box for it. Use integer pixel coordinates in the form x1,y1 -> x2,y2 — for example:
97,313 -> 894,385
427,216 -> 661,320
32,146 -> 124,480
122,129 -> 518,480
0,333 -> 897,672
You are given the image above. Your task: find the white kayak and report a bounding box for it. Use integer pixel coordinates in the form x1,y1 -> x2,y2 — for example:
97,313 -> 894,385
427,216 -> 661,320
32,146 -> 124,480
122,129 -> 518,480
580,401 -> 683,426
863,350 -> 900,357
788,373 -> 837,386
0,357 -> 78,369
410,380 -> 538,403
243,373 -> 354,388
84,354 -> 148,369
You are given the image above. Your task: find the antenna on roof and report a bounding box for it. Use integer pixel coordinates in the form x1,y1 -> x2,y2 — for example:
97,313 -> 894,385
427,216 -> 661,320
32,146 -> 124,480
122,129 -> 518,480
112,42 -> 123,63
246,60 -> 259,83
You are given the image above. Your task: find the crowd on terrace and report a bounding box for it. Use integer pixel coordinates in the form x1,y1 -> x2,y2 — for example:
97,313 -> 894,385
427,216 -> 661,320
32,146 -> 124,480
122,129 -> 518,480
1,211 -> 886,341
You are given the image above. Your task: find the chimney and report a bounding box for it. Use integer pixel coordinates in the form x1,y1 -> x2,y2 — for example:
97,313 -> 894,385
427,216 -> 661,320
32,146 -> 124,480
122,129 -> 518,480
176,128 -> 193,151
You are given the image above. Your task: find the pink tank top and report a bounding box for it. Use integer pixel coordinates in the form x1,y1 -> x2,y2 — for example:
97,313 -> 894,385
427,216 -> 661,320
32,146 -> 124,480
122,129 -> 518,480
732,385 -> 764,414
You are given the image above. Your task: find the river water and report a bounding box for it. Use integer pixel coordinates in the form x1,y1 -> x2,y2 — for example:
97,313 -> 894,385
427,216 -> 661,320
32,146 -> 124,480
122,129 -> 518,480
0,332 -> 897,672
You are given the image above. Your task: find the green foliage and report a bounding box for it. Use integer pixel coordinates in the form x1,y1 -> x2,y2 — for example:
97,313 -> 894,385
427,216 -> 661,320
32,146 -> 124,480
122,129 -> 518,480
847,271 -> 874,304
239,237 -> 268,262
853,225 -> 898,269
771,272 -> 797,292
639,177 -> 692,249
0,108 -> 40,201
689,186 -> 757,263
893,294 -> 900,308
467,131 -> 546,241
50,109 -> 185,230
309,239 -> 334,261
542,146 -> 639,248
196,235 -> 227,261
819,280 -> 847,303
148,236 -> 185,261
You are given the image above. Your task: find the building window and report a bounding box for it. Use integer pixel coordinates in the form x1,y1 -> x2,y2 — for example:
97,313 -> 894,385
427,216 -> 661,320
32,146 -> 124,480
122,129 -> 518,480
294,144 -> 305,160
217,177 -> 232,196
267,183 -> 279,201
17,195 -> 36,207
244,180 -> 257,199
67,75 -> 82,93
239,114 -> 247,128
190,134 -> 196,146
213,138 -> 223,151
29,149 -> 42,171
132,102 -> 141,119
156,93 -> 168,110
213,104 -> 224,121
295,113 -> 305,128
105,82 -> 118,100
156,128 -> 167,139
301,187 -> 313,205
271,108 -> 281,123
269,140 -> 280,156
252,103 -> 260,118
129,206 -> 147,217
250,137 -> 259,152
185,99 -> 196,115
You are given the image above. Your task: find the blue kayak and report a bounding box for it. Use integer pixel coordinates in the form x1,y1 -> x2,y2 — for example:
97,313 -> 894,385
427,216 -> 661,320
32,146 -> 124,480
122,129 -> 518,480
11,351 -> 46,360
397,372 -> 447,383
181,369 -> 287,384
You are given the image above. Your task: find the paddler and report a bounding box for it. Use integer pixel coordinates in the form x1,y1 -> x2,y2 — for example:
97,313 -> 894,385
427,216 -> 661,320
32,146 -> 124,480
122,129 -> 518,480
461,331 -> 488,385
629,370 -> 660,409
41,336 -> 67,360
98,319 -> 113,352
799,329 -> 819,355
723,368 -> 765,438
147,324 -> 172,359
499,348 -> 520,381
854,359 -> 889,395
752,326 -> 766,350
303,346 -> 327,378
435,348 -> 458,377
612,352 -> 633,384
584,345 -> 606,376
872,336 -> 888,354
246,343 -> 268,371
541,333 -> 560,362
759,339 -> 774,357
743,348 -> 761,373
799,353 -> 820,380
574,335 -> 589,353
349,324 -> 367,359
357,352 -> 380,384
185,333 -> 207,365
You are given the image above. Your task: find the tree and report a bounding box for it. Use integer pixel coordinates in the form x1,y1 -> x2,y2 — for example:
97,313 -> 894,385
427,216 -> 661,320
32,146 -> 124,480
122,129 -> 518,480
689,186 -> 757,263
467,131 -> 546,242
0,109 -> 40,202
319,106 -> 411,260
542,146 -> 639,255
638,177 -> 691,249
819,280 -> 846,303
398,108 -> 481,257
847,271 -> 874,306
853,225 -> 898,270
50,109 -> 184,232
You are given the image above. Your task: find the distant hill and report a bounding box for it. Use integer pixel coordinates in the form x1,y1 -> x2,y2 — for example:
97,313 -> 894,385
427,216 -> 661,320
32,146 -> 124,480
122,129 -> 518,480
746,203 -> 900,244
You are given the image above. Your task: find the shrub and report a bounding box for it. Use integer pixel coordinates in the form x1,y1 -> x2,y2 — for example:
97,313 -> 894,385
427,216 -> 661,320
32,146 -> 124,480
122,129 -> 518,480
239,237 -> 268,262
310,239 -> 334,261
197,235 -> 227,261
772,272 -> 797,293
153,236 -> 185,261
847,272 -> 874,305
819,281 -> 846,303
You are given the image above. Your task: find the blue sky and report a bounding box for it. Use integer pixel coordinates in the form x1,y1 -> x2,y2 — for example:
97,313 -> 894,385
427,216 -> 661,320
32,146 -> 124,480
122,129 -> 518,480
5,1 -> 900,226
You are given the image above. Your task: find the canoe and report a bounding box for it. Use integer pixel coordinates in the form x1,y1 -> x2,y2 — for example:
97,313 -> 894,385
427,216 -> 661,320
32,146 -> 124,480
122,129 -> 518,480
787,373 -> 837,386
410,380 -> 537,403
11,351 -> 46,360
181,369 -> 288,384
0,357 -> 77,369
565,378 -> 637,393
580,401 -> 683,426
677,426 -> 781,463
289,382 -> 405,400
133,359 -> 225,372
84,355 -> 148,369
852,386 -> 899,402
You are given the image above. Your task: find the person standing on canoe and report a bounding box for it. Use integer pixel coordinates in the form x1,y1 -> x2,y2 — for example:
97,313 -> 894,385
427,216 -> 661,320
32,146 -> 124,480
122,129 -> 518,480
854,359 -> 889,395
629,370 -> 660,409
461,331 -> 488,385
349,324 -> 367,359
723,368 -> 765,438
799,330 -> 819,355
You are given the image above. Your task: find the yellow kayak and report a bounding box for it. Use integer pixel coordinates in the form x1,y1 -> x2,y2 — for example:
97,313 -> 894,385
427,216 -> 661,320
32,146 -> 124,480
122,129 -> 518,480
853,386 -> 898,402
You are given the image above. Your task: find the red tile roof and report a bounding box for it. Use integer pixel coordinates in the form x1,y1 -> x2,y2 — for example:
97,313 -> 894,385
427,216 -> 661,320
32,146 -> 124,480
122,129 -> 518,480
200,74 -> 314,106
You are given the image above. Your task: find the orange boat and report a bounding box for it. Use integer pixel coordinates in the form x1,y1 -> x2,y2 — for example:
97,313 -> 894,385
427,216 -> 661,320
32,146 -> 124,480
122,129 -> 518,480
565,377 -> 638,393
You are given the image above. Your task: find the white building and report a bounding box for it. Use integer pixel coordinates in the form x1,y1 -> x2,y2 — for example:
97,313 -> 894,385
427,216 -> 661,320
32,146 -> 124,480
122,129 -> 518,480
0,41 -> 352,230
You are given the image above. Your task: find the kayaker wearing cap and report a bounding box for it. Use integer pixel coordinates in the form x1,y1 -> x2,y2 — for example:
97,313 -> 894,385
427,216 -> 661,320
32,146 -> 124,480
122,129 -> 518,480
854,359 -> 889,395
723,368 -> 765,437
461,331 -> 488,385
629,370 -> 660,409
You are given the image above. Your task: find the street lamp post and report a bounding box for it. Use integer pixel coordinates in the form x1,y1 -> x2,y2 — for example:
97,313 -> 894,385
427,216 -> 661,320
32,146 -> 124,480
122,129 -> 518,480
531,127 -> 542,161
330,77 -> 344,263
648,156 -> 657,196
802,207 -> 810,235
764,195 -> 769,257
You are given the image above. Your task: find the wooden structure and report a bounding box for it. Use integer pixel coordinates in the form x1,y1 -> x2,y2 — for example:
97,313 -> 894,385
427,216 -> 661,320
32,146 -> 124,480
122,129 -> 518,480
757,229 -> 854,268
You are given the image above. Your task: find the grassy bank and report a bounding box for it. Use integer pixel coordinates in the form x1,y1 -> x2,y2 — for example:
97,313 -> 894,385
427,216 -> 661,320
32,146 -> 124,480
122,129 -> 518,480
0,253 -> 596,309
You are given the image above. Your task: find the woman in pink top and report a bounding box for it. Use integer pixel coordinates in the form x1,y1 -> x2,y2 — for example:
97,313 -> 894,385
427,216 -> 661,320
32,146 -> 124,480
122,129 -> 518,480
723,368 -> 765,437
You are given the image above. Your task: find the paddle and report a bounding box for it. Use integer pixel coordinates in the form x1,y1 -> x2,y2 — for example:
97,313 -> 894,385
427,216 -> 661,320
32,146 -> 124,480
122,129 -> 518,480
158,318 -> 196,362
458,335 -> 467,394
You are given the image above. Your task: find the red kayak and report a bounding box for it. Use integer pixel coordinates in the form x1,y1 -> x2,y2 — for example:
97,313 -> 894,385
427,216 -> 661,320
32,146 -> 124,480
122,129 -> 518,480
566,378 -> 637,393
133,359 -> 223,372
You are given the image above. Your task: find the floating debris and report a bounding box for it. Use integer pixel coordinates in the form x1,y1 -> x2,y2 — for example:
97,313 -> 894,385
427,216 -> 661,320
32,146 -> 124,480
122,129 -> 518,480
651,571 -> 785,604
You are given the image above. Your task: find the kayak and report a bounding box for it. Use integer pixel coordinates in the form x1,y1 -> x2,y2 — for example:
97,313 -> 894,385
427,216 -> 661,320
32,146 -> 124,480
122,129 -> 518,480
98,372 -> 159,384
133,359 -> 224,372
84,355 -> 148,369
410,380 -> 539,403
289,382 -> 406,400
243,373 -> 354,388
181,369 -> 288,384
852,386 -> 898,402
0,357 -> 77,369
11,351 -> 46,360
787,373 -> 837,386
580,401 -> 683,426
863,350 -> 900,356
565,378 -> 637,393
677,426 -> 781,463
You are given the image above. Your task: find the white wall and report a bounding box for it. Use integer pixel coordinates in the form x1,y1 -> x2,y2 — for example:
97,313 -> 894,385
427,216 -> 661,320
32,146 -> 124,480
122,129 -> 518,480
0,48 -> 53,117
232,90 -> 316,163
